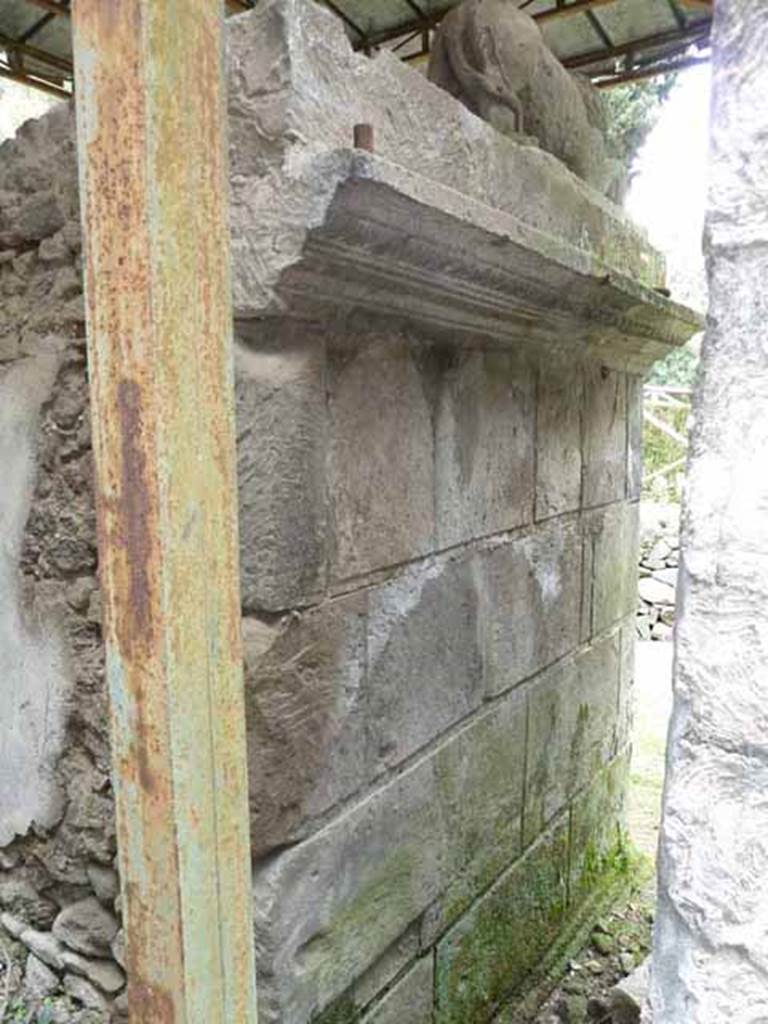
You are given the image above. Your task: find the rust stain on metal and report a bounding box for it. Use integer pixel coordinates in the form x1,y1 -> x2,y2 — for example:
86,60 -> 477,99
114,379 -> 155,659
72,0 -> 258,1020
354,122 -> 375,152
128,982 -> 176,1023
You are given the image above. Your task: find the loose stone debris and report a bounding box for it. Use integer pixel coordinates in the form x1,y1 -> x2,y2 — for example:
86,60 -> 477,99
528,888 -> 653,1024
635,506 -> 680,641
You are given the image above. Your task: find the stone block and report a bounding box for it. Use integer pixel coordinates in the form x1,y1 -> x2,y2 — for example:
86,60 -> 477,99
327,335 -> 434,580
25,953 -> 58,999
481,517 -> 582,696
252,692 -> 525,1023
435,815 -> 569,1024
568,753 -> 630,910
583,365 -> 627,508
235,331 -> 327,611
243,592 -> 367,857
434,348 -> 534,546
227,0 -> 669,321
626,376 -> 643,501
63,973 -> 110,1012
245,551 -> 488,857
535,362 -> 583,519
617,619 -> 636,750
367,553 -> 486,772
524,632 -> 621,846
362,957 -> 434,1024
585,502 -> 639,638
52,897 -> 119,957
353,924 -> 421,1013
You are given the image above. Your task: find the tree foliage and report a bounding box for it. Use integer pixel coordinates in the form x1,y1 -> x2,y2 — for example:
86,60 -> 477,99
602,74 -> 678,179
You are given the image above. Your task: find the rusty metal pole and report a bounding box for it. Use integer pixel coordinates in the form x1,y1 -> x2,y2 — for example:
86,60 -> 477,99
71,2 -> 258,1021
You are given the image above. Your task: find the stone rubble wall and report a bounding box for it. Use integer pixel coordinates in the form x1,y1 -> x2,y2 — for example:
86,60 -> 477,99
635,506 -> 680,642
0,8 -> 644,1023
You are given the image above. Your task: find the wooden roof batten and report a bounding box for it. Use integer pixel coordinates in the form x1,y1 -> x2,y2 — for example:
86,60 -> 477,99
0,0 -> 712,100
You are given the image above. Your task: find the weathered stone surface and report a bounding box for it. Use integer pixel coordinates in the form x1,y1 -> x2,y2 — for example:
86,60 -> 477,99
637,577 -> 675,606
586,502 -> 639,638
252,690 -> 526,1023
235,330 -> 328,611
245,550 -> 489,857
617,620 -> 636,750
15,191 -> 66,243
608,957 -> 648,1024
0,873 -> 58,929
0,355 -> 71,845
434,347 -> 534,546
20,927 -> 65,971
25,952 -> 59,999
435,815 -> 569,1024
536,362 -> 583,520
243,593 -> 367,856
524,632 -> 621,845
568,753 -> 629,910
85,865 -> 119,907
113,992 -> 129,1022
1,911 -> 26,938
52,898 -> 118,957
60,949 -> 125,993
362,956 -> 434,1024
481,516 -> 582,695
110,929 -> 125,971
0,5 -> 682,1020
626,376 -> 643,501
227,0 -> 668,316
366,553 -> 485,772
583,365 -> 627,508
63,972 -> 110,1012
429,1 -> 616,195
360,929 -> 420,1010
327,336 -> 434,579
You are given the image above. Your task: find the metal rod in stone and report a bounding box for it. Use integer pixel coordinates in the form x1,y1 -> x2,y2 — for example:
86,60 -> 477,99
354,123 -> 375,152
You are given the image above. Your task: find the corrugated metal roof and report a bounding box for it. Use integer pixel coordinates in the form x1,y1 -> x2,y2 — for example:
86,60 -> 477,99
0,0 -> 712,100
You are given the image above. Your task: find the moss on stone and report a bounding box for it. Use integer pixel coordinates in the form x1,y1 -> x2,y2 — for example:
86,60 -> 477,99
301,846 -> 420,1005
313,994 -> 360,1024
434,753 -> 637,1024
569,752 -> 633,908
435,816 -> 569,1024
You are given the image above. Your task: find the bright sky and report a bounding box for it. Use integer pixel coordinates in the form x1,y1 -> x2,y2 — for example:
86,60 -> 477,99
0,75 -> 58,143
626,64 -> 712,312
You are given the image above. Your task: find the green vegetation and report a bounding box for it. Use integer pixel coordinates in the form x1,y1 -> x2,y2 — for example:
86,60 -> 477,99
642,399 -> 690,504
647,342 -> 699,388
313,995 -> 359,1024
603,74 -> 678,183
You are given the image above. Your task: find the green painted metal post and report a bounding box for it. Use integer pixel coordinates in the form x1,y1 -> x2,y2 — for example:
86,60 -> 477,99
71,2 -> 258,1020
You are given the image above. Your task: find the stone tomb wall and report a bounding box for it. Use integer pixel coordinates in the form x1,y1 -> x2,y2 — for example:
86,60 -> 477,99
0,112 -> 637,1024
0,2 -> 697,1021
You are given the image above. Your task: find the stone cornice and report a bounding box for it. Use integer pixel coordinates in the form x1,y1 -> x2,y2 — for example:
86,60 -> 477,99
250,150 -> 703,374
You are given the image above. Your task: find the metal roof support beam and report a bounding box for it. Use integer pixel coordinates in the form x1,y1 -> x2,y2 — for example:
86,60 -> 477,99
595,52 -> 710,86
563,21 -> 710,70
0,31 -> 73,74
323,0 -> 368,42
363,0 -> 621,50
535,0 -> 617,23
24,0 -> 70,17
0,62 -> 69,97
70,1 -> 258,1021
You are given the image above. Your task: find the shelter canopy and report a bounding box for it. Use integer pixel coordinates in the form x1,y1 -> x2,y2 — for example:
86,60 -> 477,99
0,0 -> 712,100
